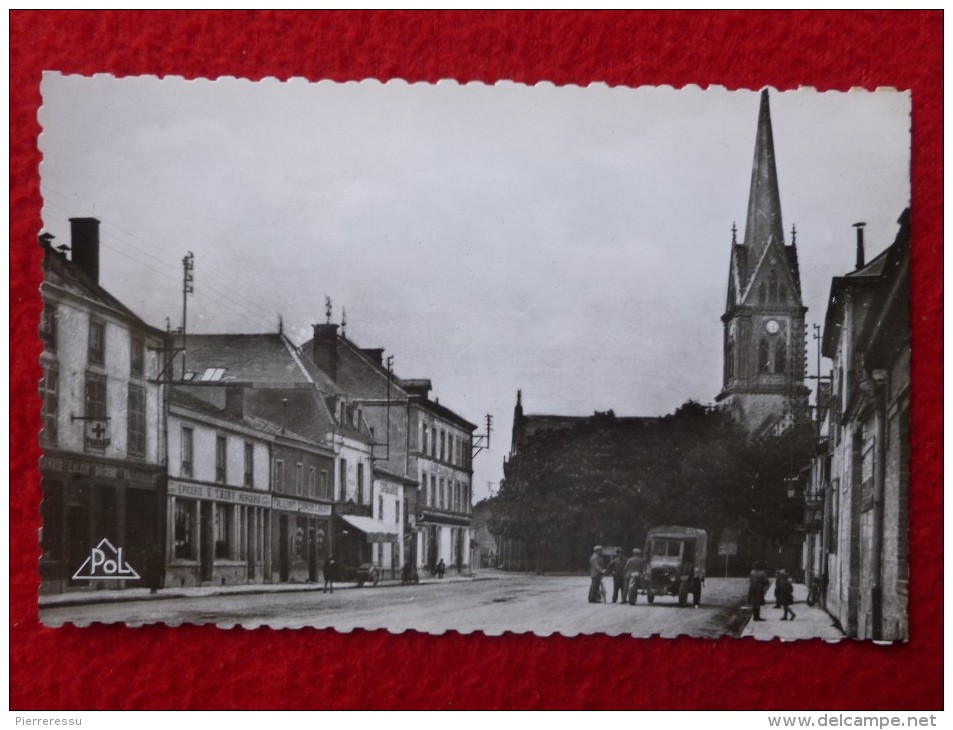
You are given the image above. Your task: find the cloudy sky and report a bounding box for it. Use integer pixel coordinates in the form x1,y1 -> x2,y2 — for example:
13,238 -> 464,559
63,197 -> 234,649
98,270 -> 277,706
38,74 -> 910,501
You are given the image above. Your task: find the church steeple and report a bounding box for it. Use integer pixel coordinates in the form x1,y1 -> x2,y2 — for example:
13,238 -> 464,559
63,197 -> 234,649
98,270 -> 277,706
742,89 -> 785,276
717,89 -> 809,436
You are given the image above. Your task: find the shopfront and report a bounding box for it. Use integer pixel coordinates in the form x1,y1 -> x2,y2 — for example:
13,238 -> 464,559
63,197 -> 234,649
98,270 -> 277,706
40,451 -> 164,594
270,497 -> 332,584
166,479 -> 271,588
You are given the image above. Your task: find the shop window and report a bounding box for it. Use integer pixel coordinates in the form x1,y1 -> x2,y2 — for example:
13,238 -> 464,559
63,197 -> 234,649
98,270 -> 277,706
174,499 -> 196,559
130,334 -> 144,377
127,384 -> 146,458
181,427 -> 193,477
40,304 -> 57,352
215,435 -> 227,483
88,319 -> 105,365
214,503 -> 232,559
294,517 -> 307,560
40,364 -> 58,445
244,442 -> 254,487
274,460 -> 285,493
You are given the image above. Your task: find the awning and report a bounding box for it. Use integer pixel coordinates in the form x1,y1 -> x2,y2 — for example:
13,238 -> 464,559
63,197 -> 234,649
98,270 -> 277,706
339,514 -> 400,544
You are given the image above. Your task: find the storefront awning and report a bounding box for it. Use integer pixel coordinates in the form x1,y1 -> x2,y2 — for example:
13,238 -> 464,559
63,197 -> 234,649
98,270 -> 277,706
339,514 -> 400,543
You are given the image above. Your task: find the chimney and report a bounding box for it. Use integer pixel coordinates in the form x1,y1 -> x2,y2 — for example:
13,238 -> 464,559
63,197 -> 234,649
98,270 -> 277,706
853,222 -> 867,270
361,348 -> 384,366
312,323 -> 339,381
224,386 -> 244,420
70,217 -> 101,284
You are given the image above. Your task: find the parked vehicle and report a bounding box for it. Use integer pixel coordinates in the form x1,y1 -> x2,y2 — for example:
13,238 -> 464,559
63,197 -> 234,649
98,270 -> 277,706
642,526 -> 707,607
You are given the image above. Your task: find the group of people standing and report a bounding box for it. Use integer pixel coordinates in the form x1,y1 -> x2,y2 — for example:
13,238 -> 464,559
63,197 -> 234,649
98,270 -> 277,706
588,546 -> 645,604
747,562 -> 796,621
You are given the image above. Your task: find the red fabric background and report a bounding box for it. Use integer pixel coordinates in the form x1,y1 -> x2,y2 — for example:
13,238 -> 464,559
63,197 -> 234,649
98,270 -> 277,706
10,11 -> 942,710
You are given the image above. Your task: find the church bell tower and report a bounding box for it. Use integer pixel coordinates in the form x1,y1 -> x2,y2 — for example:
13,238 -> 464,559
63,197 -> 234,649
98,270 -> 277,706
716,90 -> 809,435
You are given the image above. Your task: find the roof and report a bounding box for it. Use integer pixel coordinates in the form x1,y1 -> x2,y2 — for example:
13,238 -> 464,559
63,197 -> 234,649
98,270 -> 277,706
41,247 -> 165,337
169,385 -> 309,442
184,333 -> 340,394
742,90 -> 786,267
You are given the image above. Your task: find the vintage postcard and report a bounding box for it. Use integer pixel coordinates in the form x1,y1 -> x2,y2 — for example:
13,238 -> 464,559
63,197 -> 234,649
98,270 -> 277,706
36,74 -> 910,640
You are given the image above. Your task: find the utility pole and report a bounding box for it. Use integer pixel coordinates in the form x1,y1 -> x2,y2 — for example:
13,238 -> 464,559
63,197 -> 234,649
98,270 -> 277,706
181,252 -> 194,378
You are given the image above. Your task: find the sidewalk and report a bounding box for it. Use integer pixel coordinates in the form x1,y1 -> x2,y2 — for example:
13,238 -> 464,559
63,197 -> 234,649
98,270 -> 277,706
741,581 -> 844,642
39,572 -> 487,609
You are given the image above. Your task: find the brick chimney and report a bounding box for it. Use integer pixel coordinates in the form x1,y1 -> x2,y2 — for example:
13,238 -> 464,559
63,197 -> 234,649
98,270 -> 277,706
70,217 -> 101,284
312,323 -> 339,381
224,386 -> 244,420
853,222 -> 866,270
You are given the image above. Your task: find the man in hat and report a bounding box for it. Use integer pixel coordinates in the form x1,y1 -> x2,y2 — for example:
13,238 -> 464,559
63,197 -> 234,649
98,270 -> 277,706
623,547 -> 646,603
588,545 -> 605,603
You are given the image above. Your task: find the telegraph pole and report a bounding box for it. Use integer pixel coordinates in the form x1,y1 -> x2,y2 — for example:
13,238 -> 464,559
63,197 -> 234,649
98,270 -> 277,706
181,252 -> 194,378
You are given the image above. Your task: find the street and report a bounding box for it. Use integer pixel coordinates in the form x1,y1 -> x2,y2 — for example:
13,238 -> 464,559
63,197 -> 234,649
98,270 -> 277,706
41,574 -> 752,638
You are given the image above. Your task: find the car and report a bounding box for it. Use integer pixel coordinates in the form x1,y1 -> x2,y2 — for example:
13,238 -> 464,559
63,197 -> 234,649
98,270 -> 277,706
641,526 -> 707,607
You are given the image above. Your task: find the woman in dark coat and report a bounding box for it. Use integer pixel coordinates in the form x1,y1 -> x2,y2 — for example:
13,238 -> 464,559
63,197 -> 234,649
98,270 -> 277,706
747,562 -> 770,621
777,569 -> 796,620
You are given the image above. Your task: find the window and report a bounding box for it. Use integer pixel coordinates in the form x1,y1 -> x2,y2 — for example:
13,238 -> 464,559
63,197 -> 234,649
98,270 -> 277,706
431,427 -> 436,458
127,384 -> 146,458
421,422 -> 428,454
174,499 -> 196,559
40,304 -> 57,352
181,427 -> 193,477
215,435 -> 227,483
430,474 -> 436,508
439,478 -> 445,509
295,463 -> 303,496
758,338 -> 770,374
85,372 -> 107,419
339,458 -> 347,501
244,442 -> 254,487
440,430 -> 446,461
40,364 -> 58,445
130,335 -> 144,377
357,462 -> 365,504
308,467 -> 316,497
214,503 -> 232,559
320,470 -> 329,499
421,471 -> 428,505
774,337 -> 787,374
88,320 -> 105,365
274,460 -> 285,492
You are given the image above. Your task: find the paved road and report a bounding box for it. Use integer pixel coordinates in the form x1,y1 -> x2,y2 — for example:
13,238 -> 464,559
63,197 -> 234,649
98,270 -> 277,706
41,574 -> 752,638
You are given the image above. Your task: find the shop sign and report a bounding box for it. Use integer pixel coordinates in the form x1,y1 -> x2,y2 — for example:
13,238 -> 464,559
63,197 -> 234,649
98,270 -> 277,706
42,455 -> 159,487
273,496 -> 332,516
168,480 -> 272,508
84,419 -> 111,450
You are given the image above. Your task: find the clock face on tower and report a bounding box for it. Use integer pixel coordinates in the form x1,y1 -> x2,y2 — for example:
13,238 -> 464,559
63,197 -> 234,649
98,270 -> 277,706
765,319 -> 780,335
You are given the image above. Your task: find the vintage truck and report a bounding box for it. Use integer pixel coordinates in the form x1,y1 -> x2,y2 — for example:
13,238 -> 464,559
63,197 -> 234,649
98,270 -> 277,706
633,526 -> 707,607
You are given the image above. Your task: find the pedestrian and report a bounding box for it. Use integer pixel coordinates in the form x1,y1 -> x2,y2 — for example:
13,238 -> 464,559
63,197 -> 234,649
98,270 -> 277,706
777,569 -> 796,621
608,549 -> 626,603
747,561 -> 770,621
436,558 -> 446,579
623,548 -> 646,603
773,567 -> 782,609
323,555 -> 337,593
588,545 -> 605,603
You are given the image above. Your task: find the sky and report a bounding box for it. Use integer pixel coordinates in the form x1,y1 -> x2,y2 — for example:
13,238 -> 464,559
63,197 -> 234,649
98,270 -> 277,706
38,74 -> 911,502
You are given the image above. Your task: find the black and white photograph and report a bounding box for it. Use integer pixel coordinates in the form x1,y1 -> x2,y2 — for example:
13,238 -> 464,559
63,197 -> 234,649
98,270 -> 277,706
36,74 -> 910,641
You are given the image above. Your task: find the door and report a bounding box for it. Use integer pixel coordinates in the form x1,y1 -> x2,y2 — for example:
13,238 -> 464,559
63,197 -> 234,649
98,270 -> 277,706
308,521 -> 318,582
200,502 -> 214,583
65,501 -> 89,587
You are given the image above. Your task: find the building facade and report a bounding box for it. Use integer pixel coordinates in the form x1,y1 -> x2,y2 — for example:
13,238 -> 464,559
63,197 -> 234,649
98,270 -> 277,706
39,219 -> 169,594
716,90 -> 810,435
303,324 -> 477,574
813,211 -> 910,640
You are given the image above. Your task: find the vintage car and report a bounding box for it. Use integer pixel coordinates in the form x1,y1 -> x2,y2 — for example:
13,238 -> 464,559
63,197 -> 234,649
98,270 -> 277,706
639,526 -> 707,607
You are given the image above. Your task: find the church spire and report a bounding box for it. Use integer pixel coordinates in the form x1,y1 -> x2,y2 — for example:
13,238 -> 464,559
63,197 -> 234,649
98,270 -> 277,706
743,89 -> 785,267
